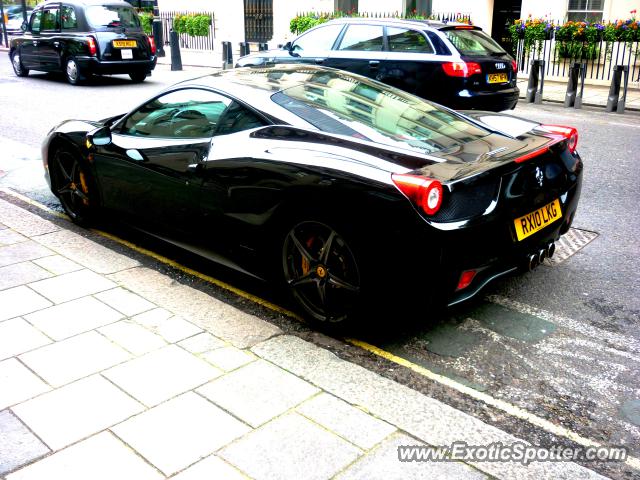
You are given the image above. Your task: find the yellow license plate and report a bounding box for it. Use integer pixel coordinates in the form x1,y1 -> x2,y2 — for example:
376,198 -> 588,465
514,199 -> 562,241
488,73 -> 508,84
113,40 -> 137,48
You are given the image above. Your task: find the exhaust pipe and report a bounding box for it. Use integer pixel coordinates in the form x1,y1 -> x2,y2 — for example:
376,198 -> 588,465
538,248 -> 547,265
547,241 -> 556,258
528,254 -> 539,271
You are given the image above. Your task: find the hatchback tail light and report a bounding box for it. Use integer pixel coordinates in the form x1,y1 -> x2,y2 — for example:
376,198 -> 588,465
87,37 -> 97,56
511,59 -> 517,72
442,61 -> 482,78
541,125 -> 579,153
148,35 -> 157,55
391,173 -> 443,216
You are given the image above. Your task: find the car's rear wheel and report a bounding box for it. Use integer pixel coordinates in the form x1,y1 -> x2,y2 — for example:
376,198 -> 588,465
64,57 -> 84,85
52,148 -> 96,226
282,220 -> 361,324
129,72 -> 147,83
11,53 -> 29,77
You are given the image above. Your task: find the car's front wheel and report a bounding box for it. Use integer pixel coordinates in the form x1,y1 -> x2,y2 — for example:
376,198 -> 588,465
129,72 -> 147,83
51,148 -> 96,226
282,220 -> 361,325
11,52 -> 29,77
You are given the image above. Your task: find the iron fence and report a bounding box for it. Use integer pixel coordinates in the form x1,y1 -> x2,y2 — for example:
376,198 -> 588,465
294,11 -> 472,23
159,11 -> 216,51
515,33 -> 640,83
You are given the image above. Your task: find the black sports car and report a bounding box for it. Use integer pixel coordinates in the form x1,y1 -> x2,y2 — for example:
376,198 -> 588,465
42,65 -> 582,324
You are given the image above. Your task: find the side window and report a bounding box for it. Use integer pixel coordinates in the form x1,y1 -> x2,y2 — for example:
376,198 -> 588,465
338,24 -> 384,51
292,24 -> 343,52
41,6 -> 60,32
30,9 -> 42,33
387,28 -> 434,54
61,6 -> 78,30
121,89 -> 263,139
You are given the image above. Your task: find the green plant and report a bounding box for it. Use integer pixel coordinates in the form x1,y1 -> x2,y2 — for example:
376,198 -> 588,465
172,13 -> 210,37
508,16 -> 553,57
173,14 -> 187,34
139,12 -> 153,36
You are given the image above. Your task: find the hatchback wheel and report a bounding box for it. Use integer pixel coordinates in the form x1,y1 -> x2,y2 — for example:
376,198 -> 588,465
65,57 -> 83,85
52,149 -> 95,225
11,53 -> 29,77
129,71 -> 147,83
282,221 -> 361,324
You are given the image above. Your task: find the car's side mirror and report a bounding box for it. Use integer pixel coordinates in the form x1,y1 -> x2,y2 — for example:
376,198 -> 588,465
86,126 -> 112,148
283,41 -> 292,51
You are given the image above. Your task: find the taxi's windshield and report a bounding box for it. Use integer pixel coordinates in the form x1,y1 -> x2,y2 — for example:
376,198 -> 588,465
85,6 -> 140,29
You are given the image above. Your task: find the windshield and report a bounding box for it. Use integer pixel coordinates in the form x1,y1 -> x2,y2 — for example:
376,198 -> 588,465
85,5 -> 140,29
272,71 -> 488,155
444,29 -> 506,56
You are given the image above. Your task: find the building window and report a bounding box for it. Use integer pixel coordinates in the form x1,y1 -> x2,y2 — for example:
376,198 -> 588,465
567,0 -> 604,22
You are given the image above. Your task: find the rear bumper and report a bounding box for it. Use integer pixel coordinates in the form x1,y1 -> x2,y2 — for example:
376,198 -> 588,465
449,86 -> 520,112
76,56 -> 157,75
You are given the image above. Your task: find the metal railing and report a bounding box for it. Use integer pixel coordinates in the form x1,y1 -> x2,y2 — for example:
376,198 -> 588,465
158,11 -> 216,51
293,10 -> 472,23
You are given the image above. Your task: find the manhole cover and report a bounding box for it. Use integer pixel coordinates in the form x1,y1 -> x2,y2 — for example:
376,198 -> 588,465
546,227 -> 598,265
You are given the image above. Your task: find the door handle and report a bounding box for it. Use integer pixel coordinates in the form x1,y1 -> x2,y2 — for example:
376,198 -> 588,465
126,149 -> 144,161
369,60 -> 380,69
33,41 -> 38,46
53,41 -> 60,48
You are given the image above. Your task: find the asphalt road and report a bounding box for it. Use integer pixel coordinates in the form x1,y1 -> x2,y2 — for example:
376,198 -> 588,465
1,54 -> 639,478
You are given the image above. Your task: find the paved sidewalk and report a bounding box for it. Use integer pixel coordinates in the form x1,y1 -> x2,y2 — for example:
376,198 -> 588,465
0,194 -> 607,480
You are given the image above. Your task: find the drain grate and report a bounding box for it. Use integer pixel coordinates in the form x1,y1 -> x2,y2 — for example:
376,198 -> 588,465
545,227 -> 598,265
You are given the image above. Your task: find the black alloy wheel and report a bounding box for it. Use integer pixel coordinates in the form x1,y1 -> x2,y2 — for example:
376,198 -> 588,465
52,149 -> 94,225
282,221 -> 361,323
11,52 -> 29,77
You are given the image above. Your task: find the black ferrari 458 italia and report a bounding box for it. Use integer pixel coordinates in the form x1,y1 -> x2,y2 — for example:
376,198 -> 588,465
42,65 -> 582,324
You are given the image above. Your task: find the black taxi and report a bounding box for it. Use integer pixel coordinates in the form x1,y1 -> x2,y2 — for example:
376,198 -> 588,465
9,0 -> 157,85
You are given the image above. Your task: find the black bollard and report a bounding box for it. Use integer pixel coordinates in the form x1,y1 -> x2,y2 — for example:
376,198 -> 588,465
574,62 -> 587,109
169,30 -> 182,71
152,18 -> 165,58
606,66 -> 624,112
564,62 -> 581,108
222,41 -> 233,69
526,60 -> 545,104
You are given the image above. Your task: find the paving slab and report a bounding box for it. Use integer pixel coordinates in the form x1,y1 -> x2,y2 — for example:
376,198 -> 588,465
336,432 -> 487,480
109,267 -> 281,348
112,392 -> 250,476
0,230 -> 27,247
0,199 -> 59,237
94,287 -> 155,317
0,241 -> 53,268
201,345 -> 256,372
252,335 -> 606,480
0,359 -> 50,410
27,269 -> 116,304
171,455 -> 248,480
220,413 -> 361,480
297,393 -> 396,450
0,318 -> 51,361
132,308 -> 202,343
23,296 -> 122,341
12,375 -> 144,450
5,432 -> 162,480
19,331 -> 130,387
0,263 -> 51,291
197,359 -> 319,427
98,320 -> 167,356
178,332 -> 226,354
0,410 -> 49,476
31,255 -> 82,275
34,229 -> 139,274
0,287 -> 52,322
103,344 -> 221,407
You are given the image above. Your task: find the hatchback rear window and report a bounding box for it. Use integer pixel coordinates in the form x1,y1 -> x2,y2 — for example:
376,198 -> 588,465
444,29 -> 506,56
86,5 -> 140,29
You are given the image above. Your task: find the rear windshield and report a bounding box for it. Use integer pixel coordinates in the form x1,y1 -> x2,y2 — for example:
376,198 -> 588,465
271,71 -> 488,155
444,29 -> 506,56
85,5 -> 140,29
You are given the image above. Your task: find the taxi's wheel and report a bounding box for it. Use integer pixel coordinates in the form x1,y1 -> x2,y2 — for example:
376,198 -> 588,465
52,148 -> 95,226
64,57 -> 83,85
129,72 -> 147,83
11,53 -> 29,77
282,220 -> 361,324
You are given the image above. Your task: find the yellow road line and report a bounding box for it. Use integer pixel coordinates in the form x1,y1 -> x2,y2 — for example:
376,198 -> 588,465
3,187 -> 638,471
347,338 -> 640,471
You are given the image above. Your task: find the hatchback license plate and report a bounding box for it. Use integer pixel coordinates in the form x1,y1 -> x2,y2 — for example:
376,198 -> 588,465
514,199 -> 562,241
121,49 -> 133,60
487,73 -> 508,84
113,40 -> 137,48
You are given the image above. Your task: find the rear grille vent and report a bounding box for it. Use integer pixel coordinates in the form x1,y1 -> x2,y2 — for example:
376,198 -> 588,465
432,177 -> 499,222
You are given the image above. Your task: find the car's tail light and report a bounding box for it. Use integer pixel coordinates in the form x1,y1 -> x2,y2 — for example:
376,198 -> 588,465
148,35 -> 157,55
541,125 -> 578,153
457,270 -> 477,290
391,173 -> 443,216
442,61 -> 482,78
87,37 -> 97,56
511,59 -> 517,72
